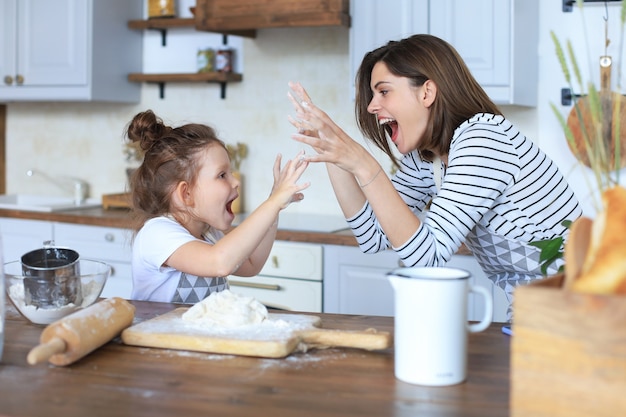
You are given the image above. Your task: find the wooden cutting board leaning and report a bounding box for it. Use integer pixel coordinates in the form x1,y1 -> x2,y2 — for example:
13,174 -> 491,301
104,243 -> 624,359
121,308 -> 392,358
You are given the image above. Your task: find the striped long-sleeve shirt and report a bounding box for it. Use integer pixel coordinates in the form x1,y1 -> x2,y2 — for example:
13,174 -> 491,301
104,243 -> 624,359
348,113 -> 582,312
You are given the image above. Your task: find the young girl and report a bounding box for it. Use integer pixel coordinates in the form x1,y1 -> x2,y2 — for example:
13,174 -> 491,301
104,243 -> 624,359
288,34 -> 582,320
126,110 -> 309,303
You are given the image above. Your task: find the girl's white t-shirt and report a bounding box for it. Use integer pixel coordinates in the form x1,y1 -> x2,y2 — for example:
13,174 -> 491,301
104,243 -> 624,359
131,216 -> 224,302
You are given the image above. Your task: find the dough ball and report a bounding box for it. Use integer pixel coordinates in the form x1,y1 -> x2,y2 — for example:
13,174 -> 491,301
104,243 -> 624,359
182,289 -> 268,328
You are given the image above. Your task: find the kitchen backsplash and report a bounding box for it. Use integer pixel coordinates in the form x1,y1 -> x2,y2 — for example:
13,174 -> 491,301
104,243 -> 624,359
4,2 -> 622,217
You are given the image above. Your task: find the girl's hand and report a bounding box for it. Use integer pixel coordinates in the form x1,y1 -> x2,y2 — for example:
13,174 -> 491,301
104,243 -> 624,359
269,150 -> 310,209
287,81 -> 366,175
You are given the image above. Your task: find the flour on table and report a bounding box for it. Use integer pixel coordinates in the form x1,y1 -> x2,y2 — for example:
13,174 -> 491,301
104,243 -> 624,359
182,289 -> 268,328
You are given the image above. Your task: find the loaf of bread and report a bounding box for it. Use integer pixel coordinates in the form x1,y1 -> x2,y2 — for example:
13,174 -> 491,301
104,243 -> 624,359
569,186 -> 626,294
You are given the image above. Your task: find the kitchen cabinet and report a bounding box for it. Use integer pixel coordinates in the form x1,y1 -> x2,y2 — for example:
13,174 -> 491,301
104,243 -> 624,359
230,241 -> 323,313
0,218 -> 133,299
0,0 -> 142,103
0,218 -> 53,263
53,223 -> 133,299
323,244 -> 508,322
349,0 -> 539,106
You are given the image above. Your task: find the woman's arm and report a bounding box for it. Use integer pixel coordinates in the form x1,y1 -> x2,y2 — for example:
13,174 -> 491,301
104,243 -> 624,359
288,82 -> 421,248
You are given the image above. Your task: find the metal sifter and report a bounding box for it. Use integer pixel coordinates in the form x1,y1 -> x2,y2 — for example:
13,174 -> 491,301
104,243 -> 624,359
21,241 -> 82,308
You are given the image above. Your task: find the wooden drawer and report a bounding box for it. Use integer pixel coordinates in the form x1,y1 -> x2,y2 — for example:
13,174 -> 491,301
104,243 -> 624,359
259,241 -> 322,281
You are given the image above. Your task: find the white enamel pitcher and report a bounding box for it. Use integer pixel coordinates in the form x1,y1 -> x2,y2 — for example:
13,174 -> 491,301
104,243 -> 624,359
387,266 -> 493,386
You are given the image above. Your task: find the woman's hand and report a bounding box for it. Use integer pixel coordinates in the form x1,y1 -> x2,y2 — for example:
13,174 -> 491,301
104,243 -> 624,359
287,82 -> 369,177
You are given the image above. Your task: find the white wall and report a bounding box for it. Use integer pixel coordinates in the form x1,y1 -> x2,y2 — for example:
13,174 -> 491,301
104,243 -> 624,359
4,1 -> 625,217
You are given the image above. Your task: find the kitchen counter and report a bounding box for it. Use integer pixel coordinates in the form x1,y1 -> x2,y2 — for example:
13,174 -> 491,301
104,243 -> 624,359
0,207 -> 360,246
0,300 -> 510,417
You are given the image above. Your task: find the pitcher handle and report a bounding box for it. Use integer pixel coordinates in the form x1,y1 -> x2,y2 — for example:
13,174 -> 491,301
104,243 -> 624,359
467,285 -> 493,333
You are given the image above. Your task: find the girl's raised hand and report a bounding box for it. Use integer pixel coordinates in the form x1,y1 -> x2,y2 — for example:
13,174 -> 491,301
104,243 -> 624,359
269,150 -> 310,209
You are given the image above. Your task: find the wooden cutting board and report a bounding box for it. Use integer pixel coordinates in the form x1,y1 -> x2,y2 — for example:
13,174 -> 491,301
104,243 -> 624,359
101,193 -> 132,210
121,308 -> 391,358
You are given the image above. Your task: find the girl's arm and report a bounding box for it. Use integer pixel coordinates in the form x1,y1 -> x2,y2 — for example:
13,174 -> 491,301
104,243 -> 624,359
166,153 -> 309,277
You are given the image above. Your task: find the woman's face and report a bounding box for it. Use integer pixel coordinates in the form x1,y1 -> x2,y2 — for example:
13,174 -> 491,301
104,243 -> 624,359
366,62 -> 434,154
189,145 -> 240,231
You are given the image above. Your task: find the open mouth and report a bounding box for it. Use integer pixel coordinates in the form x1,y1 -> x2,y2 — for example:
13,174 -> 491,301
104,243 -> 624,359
226,194 -> 238,215
379,117 -> 398,142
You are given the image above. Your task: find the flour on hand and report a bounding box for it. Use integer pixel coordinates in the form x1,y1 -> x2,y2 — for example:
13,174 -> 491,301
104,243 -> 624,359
182,289 -> 268,328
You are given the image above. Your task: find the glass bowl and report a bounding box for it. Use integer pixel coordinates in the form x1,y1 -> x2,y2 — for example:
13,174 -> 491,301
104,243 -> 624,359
4,259 -> 111,325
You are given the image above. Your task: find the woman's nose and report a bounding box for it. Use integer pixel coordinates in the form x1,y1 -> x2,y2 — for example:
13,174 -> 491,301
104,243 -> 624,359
367,97 -> 379,114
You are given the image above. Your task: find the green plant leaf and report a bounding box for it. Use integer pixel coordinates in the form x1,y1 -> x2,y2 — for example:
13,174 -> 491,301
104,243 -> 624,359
529,236 -> 564,262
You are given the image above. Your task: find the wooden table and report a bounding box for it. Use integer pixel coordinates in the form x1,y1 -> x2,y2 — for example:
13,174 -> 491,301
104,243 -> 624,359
0,300 -> 510,417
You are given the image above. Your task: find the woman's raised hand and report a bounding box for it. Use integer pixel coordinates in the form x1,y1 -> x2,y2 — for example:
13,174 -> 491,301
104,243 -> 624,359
287,82 -> 364,173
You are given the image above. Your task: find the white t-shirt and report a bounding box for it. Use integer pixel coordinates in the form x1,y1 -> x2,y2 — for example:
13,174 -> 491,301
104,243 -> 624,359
131,216 -> 228,303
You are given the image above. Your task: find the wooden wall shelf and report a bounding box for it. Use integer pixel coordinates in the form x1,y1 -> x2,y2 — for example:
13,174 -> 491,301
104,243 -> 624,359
128,18 -> 256,45
128,72 -> 243,99
194,0 -> 350,31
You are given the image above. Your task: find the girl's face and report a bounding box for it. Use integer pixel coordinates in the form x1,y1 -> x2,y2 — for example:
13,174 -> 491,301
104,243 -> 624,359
188,145 -> 239,231
366,62 -> 434,155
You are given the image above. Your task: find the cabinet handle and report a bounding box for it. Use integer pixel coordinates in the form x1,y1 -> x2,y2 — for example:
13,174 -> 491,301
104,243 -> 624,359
4,75 -> 13,85
109,266 -> 116,276
104,233 -> 115,242
229,280 -> 281,291
271,255 -> 279,268
16,74 -> 24,85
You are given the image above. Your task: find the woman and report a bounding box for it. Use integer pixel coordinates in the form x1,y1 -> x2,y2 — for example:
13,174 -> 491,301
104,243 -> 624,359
288,34 -> 581,320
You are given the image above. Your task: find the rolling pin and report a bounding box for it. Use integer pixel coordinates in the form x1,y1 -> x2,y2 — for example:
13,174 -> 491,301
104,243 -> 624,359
27,297 -> 136,366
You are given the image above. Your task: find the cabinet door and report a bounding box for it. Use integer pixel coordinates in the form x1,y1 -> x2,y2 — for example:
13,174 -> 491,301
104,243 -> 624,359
429,0 -> 509,87
324,244 -> 509,321
349,0 -> 539,106
53,223 -> 133,299
0,0 -> 142,102
16,0 -> 88,87
324,245 -> 401,316
0,218 -> 53,263
0,0 -> 17,88
349,0 -> 427,96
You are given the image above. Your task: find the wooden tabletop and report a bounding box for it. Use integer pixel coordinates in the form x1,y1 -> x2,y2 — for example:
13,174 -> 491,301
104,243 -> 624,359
0,300 -> 510,417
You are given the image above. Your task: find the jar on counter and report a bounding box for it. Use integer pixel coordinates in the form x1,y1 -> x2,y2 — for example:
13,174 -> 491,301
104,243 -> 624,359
216,48 -> 234,73
197,48 -> 215,73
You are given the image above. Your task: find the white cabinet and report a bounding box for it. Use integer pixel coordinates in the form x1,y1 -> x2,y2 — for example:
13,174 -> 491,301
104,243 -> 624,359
53,223 -> 133,299
0,218 -> 53,263
349,0 -> 539,106
323,245 -> 400,317
230,241 -> 323,313
323,244 -> 508,322
0,0 -> 142,102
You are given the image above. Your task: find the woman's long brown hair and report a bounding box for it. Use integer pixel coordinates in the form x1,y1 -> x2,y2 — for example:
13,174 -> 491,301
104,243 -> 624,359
355,34 -> 502,163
